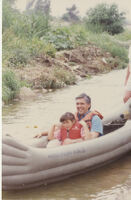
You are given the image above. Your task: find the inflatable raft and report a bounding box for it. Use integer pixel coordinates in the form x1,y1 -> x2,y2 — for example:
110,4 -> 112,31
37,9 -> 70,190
2,100 -> 131,190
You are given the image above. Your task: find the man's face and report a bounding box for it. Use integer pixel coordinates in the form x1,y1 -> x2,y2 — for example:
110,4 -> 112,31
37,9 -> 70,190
76,98 -> 90,115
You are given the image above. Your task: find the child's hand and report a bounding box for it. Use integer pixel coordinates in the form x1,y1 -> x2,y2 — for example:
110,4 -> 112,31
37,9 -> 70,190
53,123 -> 61,130
63,138 -> 73,145
34,131 -> 48,138
79,120 -> 87,127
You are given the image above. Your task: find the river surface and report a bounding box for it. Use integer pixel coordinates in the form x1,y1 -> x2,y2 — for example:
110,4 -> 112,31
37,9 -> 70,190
2,69 -> 131,200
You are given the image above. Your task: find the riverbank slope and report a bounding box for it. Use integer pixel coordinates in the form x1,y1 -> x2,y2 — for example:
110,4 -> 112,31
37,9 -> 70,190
6,43 -> 127,100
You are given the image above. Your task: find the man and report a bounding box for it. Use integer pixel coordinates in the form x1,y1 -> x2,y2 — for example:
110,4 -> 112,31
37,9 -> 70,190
75,93 -> 103,138
123,46 -> 131,103
35,93 -> 103,138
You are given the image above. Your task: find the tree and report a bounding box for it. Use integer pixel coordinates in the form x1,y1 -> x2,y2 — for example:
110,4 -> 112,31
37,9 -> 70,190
62,4 -> 80,23
85,3 -> 126,34
26,0 -> 51,16
34,0 -> 50,16
26,0 -> 36,10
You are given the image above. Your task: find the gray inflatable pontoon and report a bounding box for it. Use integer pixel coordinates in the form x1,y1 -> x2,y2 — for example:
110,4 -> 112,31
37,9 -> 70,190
2,100 -> 131,190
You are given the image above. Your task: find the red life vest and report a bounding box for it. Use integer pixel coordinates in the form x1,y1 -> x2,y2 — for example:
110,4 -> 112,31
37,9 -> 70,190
60,122 -> 83,142
75,110 -> 103,130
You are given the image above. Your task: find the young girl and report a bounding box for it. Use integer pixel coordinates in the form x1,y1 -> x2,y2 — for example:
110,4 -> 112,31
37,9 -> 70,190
47,112 -> 89,148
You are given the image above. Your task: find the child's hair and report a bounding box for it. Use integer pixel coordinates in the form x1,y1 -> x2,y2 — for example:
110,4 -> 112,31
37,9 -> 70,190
60,112 -> 75,123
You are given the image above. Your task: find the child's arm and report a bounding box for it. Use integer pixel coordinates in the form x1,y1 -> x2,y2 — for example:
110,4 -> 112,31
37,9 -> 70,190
48,124 -> 61,141
63,138 -> 83,145
48,125 -> 56,141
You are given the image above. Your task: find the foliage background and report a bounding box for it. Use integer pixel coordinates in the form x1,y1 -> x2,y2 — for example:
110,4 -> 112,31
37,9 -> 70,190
2,0 -> 131,103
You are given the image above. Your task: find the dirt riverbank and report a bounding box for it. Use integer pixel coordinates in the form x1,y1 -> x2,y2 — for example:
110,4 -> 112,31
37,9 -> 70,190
12,44 -> 122,91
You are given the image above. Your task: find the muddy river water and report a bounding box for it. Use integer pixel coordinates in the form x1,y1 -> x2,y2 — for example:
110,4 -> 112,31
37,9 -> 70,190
2,69 -> 131,200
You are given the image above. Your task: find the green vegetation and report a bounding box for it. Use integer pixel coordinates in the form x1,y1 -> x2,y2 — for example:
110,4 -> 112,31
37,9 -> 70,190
54,67 -> 76,86
2,0 -> 131,104
84,31 -> 128,63
38,67 -> 76,89
114,29 -> 131,41
85,3 -> 126,35
2,70 -> 20,104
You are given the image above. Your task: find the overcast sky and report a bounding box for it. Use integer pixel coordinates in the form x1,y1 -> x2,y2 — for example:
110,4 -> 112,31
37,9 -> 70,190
16,0 -> 131,21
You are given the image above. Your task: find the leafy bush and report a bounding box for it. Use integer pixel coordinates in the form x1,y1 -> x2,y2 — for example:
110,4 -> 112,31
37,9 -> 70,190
2,70 -> 20,103
85,3 -> 125,35
41,25 -> 90,50
27,37 -> 56,57
70,24 -> 88,46
41,27 -> 75,50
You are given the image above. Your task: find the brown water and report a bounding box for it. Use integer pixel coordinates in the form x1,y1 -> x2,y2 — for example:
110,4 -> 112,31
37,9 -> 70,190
2,69 -> 131,200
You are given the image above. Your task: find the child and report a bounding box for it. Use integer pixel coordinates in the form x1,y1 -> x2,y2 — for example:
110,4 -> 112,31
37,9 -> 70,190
47,112 -> 89,148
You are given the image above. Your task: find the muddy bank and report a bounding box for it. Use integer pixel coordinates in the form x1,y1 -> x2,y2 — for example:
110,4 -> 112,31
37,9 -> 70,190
10,44 -> 123,99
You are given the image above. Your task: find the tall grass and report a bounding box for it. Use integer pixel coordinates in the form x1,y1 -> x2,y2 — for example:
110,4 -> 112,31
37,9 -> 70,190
85,31 -> 128,63
114,29 -> 131,41
2,70 -> 20,104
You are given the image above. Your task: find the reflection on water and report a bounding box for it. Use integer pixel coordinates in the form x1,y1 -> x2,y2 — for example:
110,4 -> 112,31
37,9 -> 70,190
2,69 -> 131,200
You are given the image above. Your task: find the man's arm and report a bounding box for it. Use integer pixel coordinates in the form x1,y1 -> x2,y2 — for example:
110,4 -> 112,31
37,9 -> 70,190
79,116 -> 103,139
90,115 -> 103,138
